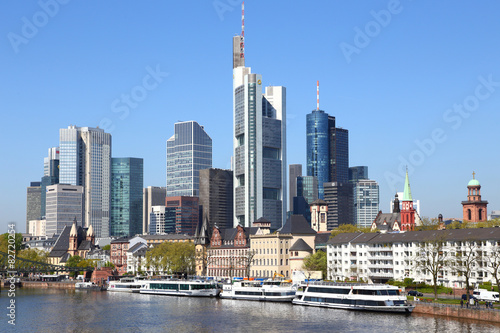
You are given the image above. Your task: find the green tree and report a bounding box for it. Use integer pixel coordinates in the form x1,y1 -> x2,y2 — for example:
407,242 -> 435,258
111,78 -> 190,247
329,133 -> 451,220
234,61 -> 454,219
65,255 -> 83,277
145,242 -> 196,276
0,232 -> 23,253
17,248 -> 48,263
303,251 -> 327,279
101,244 -> 111,251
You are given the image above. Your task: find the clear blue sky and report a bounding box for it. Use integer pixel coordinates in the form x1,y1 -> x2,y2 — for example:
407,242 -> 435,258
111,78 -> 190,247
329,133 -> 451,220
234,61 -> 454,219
2,0 -> 500,233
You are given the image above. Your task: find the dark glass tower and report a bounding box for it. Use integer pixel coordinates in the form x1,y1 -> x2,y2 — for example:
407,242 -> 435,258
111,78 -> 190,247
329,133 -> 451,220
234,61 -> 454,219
111,158 -> 144,237
306,111 -> 349,198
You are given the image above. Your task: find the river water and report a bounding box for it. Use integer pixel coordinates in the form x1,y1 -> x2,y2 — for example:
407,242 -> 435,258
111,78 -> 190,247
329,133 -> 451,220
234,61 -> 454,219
2,289 -> 500,332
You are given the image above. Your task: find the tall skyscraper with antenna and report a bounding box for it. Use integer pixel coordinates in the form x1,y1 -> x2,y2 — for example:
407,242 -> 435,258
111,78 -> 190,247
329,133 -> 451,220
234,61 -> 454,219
232,2 -> 287,230
306,81 -> 349,199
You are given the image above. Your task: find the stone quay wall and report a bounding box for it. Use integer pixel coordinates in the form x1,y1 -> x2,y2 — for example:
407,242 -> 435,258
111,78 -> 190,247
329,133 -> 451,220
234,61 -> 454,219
413,302 -> 500,323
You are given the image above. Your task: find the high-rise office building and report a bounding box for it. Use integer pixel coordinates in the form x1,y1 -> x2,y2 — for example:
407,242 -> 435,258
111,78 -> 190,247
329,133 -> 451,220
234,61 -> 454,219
149,205 -> 176,235
143,186 -> 167,234
349,166 -> 379,228
296,176 -> 319,205
306,110 -> 349,198
349,166 -> 368,183
166,121 -> 212,197
59,125 -> 112,238
324,182 -> 354,229
199,168 -> 233,230
45,184 -> 83,236
26,181 -> 42,232
353,179 -> 379,228
289,164 -> 302,212
110,158 -> 144,237
165,196 -> 199,235
44,147 -> 59,177
232,8 -> 287,230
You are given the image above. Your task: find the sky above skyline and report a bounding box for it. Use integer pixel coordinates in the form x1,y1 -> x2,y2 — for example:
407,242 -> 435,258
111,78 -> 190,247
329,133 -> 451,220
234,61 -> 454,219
2,0 -> 500,233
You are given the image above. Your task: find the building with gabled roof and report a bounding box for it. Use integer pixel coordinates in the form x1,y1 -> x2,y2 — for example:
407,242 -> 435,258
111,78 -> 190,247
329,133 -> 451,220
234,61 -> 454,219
207,224 -> 261,278
47,219 -> 96,266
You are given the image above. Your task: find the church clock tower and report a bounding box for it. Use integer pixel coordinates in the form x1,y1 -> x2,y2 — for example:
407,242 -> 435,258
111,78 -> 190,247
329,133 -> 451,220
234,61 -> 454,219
400,169 -> 415,231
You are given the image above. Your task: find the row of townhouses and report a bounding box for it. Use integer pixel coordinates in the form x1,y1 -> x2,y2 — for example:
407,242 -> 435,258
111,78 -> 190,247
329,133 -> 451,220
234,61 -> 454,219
327,227 -> 500,288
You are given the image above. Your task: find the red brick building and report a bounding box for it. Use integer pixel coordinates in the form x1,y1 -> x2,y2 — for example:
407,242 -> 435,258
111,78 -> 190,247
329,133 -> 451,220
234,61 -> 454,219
462,173 -> 488,222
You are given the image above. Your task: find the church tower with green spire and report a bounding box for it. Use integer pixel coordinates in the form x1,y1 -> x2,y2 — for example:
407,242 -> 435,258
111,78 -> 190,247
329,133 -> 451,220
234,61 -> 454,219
401,169 -> 415,231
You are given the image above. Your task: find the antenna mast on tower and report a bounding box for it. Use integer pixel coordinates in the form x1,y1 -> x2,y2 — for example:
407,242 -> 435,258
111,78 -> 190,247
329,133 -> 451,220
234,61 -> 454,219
241,2 -> 245,60
317,81 -> 320,111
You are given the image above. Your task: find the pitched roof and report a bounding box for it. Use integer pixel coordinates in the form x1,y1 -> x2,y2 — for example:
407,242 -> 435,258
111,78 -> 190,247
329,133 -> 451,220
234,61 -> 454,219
279,215 -> 316,235
314,233 -> 331,246
327,232 -> 364,245
128,242 -> 148,253
289,238 -> 313,252
48,225 -> 72,258
328,227 -> 500,245
372,213 -> 400,231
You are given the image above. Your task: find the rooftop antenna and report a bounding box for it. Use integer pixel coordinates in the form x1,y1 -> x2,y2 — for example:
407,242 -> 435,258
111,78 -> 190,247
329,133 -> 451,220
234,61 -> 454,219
317,80 -> 320,111
241,2 -> 245,60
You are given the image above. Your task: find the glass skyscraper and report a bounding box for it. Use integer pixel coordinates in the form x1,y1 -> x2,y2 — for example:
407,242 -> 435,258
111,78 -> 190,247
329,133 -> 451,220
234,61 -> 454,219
296,176 -> 319,205
233,69 -> 287,230
307,111 -> 349,199
110,158 -> 144,237
59,126 -> 112,238
166,121 -> 212,197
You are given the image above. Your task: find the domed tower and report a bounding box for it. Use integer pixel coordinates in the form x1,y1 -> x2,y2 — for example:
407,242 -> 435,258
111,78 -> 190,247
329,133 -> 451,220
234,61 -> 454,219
400,169 -> 415,231
462,172 -> 488,222
392,193 -> 400,213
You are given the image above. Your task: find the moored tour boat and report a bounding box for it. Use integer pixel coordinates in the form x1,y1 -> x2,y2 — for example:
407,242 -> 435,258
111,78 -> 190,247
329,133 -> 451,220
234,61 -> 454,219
107,277 -> 145,293
139,279 -> 220,297
219,279 -> 297,302
75,281 -> 104,291
292,282 -> 414,313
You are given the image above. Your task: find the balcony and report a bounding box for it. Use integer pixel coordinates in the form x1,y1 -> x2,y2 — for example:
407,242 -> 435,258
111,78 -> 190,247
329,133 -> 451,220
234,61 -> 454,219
368,271 -> 394,278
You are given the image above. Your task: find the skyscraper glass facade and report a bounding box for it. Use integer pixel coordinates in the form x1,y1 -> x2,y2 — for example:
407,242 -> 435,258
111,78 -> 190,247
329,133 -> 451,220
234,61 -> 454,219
296,176 -> 318,205
111,158 -> 144,237
166,121 -> 212,197
306,110 -> 330,199
233,68 -> 287,230
59,126 -> 112,238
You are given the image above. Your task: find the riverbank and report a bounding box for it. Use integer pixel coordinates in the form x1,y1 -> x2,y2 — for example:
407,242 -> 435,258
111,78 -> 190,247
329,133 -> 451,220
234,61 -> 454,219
1,280 -> 76,289
413,302 -> 500,323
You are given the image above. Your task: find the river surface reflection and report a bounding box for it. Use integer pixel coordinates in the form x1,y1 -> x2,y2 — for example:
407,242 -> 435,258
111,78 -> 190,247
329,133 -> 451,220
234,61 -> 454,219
3,288 -> 500,332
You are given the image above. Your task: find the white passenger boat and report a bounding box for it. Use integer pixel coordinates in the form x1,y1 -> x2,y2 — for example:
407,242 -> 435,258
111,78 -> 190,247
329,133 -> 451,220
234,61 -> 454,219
219,279 -> 297,302
139,280 -> 219,297
75,281 -> 104,291
107,277 -> 145,293
292,282 -> 414,313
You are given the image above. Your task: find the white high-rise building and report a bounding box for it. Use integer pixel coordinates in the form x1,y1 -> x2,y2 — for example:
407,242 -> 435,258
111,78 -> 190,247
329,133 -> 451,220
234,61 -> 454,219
353,179 -> 379,228
232,24 -> 286,230
59,125 -> 112,238
43,147 -> 59,177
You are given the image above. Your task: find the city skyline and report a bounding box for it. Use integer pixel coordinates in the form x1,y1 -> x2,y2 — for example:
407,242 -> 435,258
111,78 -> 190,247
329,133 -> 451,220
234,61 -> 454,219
2,1 -> 500,233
